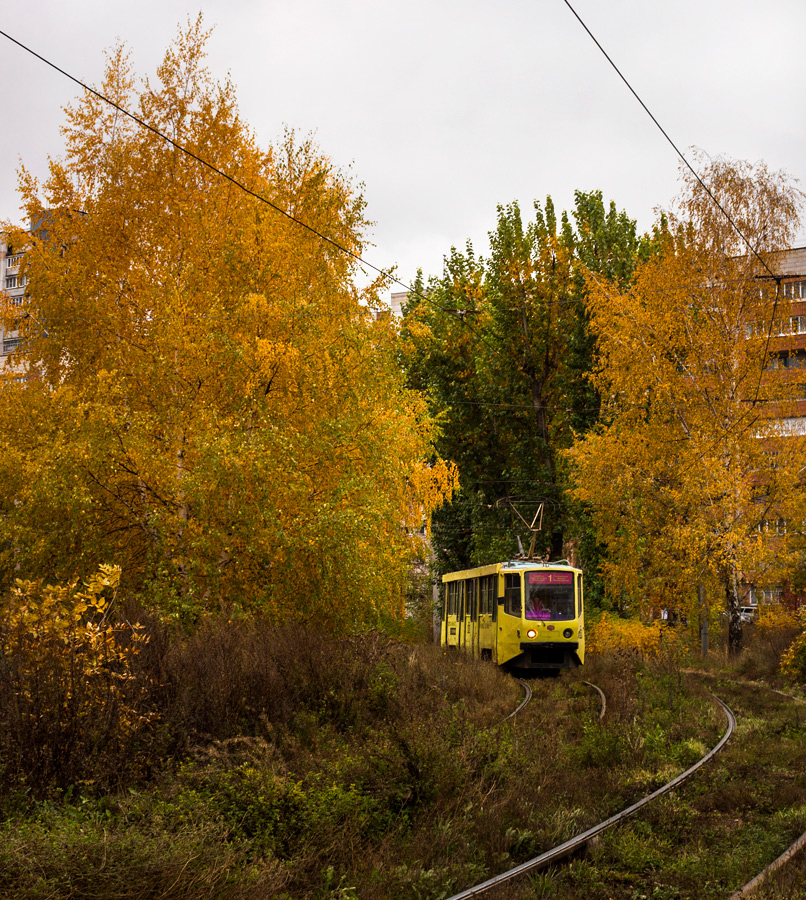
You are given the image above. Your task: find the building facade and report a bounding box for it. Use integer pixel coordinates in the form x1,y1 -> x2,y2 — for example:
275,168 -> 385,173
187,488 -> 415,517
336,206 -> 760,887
0,229 -> 26,374
745,247 -> 806,611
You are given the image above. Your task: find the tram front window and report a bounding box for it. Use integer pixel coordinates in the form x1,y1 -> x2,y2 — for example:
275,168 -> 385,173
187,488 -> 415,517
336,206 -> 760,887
525,572 -> 575,621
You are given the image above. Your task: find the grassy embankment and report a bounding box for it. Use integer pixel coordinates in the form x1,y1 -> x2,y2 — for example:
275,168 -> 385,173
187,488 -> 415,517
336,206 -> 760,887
497,619 -> 806,900
0,603 -> 752,900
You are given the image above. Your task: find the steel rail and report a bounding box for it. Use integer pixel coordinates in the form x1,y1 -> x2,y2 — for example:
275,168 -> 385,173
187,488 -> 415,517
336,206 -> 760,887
724,685 -> 806,898
499,678 -> 533,725
684,670 -> 806,706
685,671 -> 806,897
583,680 -> 607,721
445,694 -> 736,900
727,827 -> 806,898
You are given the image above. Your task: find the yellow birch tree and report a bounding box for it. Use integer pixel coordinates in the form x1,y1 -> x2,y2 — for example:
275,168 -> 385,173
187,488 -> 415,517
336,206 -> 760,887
0,18 -> 455,627
568,154 -> 805,654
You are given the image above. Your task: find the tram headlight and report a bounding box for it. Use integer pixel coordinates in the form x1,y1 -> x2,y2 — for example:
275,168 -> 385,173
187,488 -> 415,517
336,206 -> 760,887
526,628 -> 537,639
563,628 -> 573,639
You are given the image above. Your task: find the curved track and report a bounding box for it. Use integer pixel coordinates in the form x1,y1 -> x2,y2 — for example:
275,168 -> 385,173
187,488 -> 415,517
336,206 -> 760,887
721,679 -> 806,899
584,679 -> 607,721
500,677 -> 605,726
498,677 -> 533,725
446,694 -> 736,900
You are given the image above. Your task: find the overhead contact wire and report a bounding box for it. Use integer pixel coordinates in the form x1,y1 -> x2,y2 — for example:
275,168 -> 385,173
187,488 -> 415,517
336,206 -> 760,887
560,0 -> 777,281
2,23 -> 795,420
0,28 -> 499,353
560,0 -> 789,426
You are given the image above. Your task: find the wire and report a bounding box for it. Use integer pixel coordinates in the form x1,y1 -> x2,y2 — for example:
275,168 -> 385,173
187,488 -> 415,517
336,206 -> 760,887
560,0 -> 798,443
560,0 -> 779,282
3,26 -> 801,431
0,32 -> 387,276
0,28 -> 501,352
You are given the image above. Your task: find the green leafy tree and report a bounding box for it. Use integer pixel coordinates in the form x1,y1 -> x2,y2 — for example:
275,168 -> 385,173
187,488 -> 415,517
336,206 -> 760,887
401,192 -> 646,595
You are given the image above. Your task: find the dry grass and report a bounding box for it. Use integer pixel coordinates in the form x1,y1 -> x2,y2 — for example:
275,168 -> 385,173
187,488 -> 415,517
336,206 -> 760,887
0,610 -> 729,900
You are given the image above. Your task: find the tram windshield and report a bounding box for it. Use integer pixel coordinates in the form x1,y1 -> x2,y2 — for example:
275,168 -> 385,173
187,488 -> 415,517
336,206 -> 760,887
524,571 -> 575,621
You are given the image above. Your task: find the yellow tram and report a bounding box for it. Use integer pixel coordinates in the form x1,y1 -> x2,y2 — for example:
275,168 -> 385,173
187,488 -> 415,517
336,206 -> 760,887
440,559 -> 585,670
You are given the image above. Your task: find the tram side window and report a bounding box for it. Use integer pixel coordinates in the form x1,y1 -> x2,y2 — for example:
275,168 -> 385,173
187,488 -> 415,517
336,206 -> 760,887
447,582 -> 457,617
577,574 -> 583,618
467,579 -> 477,620
504,574 -> 521,616
480,575 -> 491,616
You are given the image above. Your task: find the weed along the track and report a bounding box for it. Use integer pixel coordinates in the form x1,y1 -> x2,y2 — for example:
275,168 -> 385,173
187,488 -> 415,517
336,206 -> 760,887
489,674 -> 806,900
0,617 -> 750,900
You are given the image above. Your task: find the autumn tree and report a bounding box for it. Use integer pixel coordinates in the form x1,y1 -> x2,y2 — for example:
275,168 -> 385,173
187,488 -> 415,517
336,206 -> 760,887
569,154 -> 806,654
0,19 -> 455,628
401,192 -> 647,589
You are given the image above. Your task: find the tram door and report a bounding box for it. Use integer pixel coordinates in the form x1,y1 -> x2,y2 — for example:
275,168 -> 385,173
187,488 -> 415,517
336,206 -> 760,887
457,580 -> 466,648
478,575 -> 495,659
444,581 -> 459,648
465,578 -> 478,656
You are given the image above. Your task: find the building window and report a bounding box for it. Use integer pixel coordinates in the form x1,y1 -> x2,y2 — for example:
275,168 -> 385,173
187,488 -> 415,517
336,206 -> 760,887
783,280 -> 806,300
776,416 -> 806,435
756,517 -> 787,535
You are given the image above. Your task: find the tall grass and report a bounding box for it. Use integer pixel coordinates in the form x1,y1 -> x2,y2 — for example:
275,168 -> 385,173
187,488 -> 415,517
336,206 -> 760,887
0,585 -> 737,900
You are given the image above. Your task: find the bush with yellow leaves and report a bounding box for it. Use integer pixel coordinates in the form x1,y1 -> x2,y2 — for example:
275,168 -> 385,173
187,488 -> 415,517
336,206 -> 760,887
779,609 -> 806,684
0,565 -> 154,794
587,612 -> 687,662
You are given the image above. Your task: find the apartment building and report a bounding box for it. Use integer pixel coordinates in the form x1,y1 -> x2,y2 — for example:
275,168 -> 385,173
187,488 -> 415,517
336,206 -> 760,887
744,246 -> 806,611
1,229 -> 26,373
764,246 -> 806,433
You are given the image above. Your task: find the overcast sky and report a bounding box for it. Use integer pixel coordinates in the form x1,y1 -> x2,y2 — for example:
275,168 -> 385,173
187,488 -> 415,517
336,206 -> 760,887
2,0 -> 805,300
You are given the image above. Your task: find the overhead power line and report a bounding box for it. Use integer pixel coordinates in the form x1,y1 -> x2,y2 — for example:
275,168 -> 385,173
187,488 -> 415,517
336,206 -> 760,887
0,31 -> 392,280
1,27 -> 524,364
560,0 -> 793,433
0,28 -> 499,345
1,20 -> 797,429
560,0 -> 779,283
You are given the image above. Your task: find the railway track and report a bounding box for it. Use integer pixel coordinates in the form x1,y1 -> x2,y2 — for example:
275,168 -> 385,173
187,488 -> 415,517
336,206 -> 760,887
480,672 -> 806,900
499,678 -> 533,725
446,691 -> 736,900
728,827 -> 806,898
673,672 -> 806,898
501,676 -> 605,726
721,677 -> 806,900
583,679 -> 607,721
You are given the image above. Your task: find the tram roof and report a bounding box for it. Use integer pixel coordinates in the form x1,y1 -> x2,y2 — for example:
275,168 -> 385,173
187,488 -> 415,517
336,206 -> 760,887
442,559 -> 581,582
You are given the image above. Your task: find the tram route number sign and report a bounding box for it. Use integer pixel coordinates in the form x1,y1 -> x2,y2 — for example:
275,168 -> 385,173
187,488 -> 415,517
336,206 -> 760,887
528,572 -> 573,585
